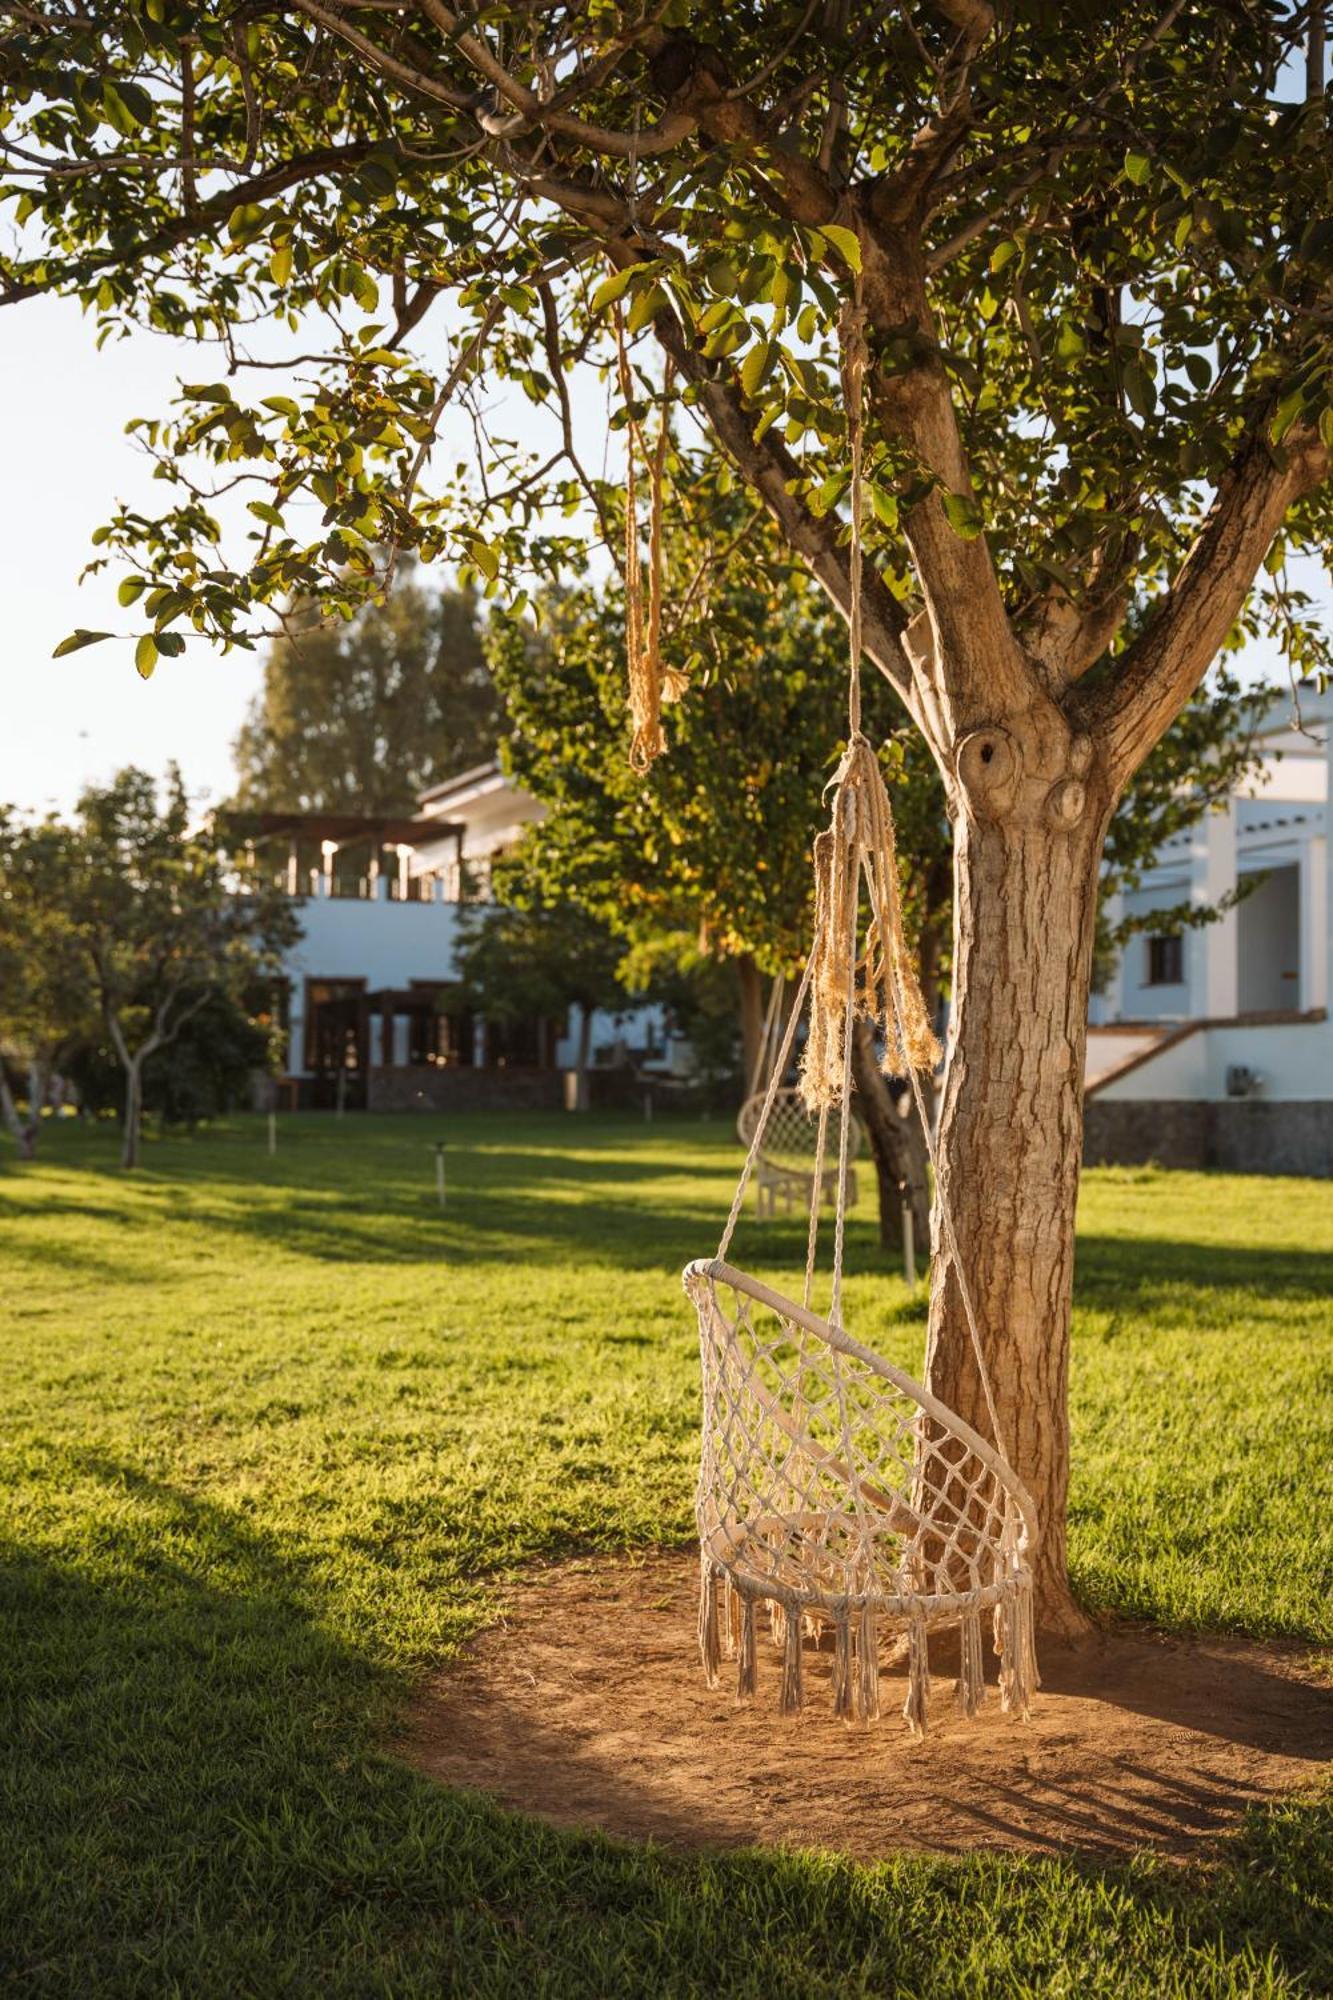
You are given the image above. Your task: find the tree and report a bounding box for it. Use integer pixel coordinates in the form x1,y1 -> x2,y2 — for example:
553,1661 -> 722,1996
6,5 -> 1332,1630
0,813 -> 95,1159
64,986 -> 282,1129
452,895 -> 627,1108
233,568 -> 500,815
66,768 -> 297,1169
489,493 -> 1271,1253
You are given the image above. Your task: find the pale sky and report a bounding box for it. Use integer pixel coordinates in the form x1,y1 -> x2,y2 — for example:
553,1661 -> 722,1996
0,292 -> 1327,818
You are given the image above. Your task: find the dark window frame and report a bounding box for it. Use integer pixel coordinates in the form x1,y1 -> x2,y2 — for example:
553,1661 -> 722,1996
1145,934 -> 1184,988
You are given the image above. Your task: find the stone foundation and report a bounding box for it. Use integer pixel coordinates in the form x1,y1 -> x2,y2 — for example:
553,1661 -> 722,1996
1084,1099 -> 1333,1176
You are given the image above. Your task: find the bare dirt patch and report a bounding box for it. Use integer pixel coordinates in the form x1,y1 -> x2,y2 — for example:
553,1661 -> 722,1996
402,1548 -> 1333,1861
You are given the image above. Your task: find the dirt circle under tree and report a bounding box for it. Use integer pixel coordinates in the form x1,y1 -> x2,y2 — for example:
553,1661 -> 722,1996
401,1549 -> 1333,1863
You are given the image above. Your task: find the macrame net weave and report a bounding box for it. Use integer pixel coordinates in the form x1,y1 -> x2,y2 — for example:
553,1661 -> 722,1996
735,1086 -> 862,1219
683,297 -> 1038,1736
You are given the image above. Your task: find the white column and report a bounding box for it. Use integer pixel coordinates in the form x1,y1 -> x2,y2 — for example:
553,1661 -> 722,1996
1325,714 -> 1333,1014
1301,832 -> 1327,1012
1097,888 -> 1125,1023
1188,802 -> 1238,1018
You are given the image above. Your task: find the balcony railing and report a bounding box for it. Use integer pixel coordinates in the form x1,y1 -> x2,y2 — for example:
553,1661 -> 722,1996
251,864 -> 488,904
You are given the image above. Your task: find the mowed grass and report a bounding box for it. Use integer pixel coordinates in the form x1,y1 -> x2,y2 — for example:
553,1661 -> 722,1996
1,1112 -> 1330,1998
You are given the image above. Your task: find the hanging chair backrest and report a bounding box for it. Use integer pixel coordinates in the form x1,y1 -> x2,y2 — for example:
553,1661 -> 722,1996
736,1086 -> 863,1178
688,1256 -> 1038,1609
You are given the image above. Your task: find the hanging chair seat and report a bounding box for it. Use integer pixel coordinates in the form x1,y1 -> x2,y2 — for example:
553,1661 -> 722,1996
685,1257 -> 1039,1729
736,1086 -> 861,1219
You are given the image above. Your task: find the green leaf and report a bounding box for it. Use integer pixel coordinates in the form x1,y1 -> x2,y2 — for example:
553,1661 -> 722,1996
820,223 -> 862,274
247,500 -> 285,528
941,491 -> 984,540
270,242 -> 293,287
1122,356 -> 1156,419
869,485 -> 899,530
135,634 -> 159,680
1055,320 -> 1086,363
468,538 -> 500,582
988,239 -> 1020,274
261,395 -> 301,420
739,337 -> 775,400
589,265 -> 643,314
627,283 -> 667,334
117,578 -> 145,607
1124,151 -> 1151,186
1264,536 -> 1286,576
52,629 -> 112,658
1269,388 -> 1305,445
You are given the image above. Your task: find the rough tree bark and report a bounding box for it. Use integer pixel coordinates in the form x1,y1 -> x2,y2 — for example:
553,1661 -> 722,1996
850,1019 -> 930,1259
923,730 -> 1113,1636
121,1055 -> 146,1171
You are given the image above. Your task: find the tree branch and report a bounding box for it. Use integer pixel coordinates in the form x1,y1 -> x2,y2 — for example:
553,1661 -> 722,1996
1076,424 -> 1330,786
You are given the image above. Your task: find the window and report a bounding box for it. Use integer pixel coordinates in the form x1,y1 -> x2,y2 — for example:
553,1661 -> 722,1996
1145,934 -> 1184,987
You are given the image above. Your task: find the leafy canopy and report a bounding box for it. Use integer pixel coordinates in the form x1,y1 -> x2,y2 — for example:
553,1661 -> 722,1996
3,2 -> 1329,710
492,489 -> 1274,990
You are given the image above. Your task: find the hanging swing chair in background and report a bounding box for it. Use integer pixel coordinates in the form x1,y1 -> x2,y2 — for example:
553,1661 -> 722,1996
736,979 -> 862,1221
683,301 -> 1039,1736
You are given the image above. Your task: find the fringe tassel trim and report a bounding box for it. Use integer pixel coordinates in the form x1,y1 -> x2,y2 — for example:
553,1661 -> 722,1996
955,1606 -> 985,1718
736,1594 -> 758,1703
857,1602 -> 880,1722
780,1601 -> 804,1715
996,1577 -> 1038,1720
832,1608 -> 854,1721
698,1558 -> 721,1690
902,1606 -> 930,1736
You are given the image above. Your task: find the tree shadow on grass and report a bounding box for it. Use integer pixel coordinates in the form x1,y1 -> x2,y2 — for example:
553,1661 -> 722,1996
2,1450 -> 1331,1996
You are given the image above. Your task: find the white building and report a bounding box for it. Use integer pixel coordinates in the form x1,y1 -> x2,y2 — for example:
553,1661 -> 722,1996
253,697 -> 1332,1166
1085,687 -> 1331,1172
253,768 -> 675,1111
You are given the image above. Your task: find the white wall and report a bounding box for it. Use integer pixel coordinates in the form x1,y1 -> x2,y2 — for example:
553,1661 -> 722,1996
1096,1016 -> 1333,1103
1085,1028 -> 1165,1086
283,896 -> 463,1075
287,894 -> 462,987
1117,882 -> 1191,1019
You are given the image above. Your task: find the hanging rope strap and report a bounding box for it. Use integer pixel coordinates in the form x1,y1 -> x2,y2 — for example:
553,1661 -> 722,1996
613,308 -> 673,773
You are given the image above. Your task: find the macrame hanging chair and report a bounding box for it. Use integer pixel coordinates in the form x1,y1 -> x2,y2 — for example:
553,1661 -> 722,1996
683,298 -> 1039,1736
736,978 -> 863,1221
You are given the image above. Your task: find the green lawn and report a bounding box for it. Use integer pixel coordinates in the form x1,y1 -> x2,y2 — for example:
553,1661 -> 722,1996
1,1113 -> 1330,1997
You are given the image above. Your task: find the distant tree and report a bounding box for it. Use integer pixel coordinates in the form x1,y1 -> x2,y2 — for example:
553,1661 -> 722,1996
65,987 -> 280,1130
67,767 -> 297,1169
0,813 -> 94,1159
233,568 -> 499,815
452,896 -> 627,1110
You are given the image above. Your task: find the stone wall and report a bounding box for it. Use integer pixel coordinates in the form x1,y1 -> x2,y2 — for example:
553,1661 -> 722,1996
1084,1099 -> 1333,1175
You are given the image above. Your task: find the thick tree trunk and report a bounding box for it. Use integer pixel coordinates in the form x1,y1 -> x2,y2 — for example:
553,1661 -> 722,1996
121,1060 -> 144,1171
735,954 -> 766,1095
850,1020 -> 929,1257
924,800 -> 1108,1639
